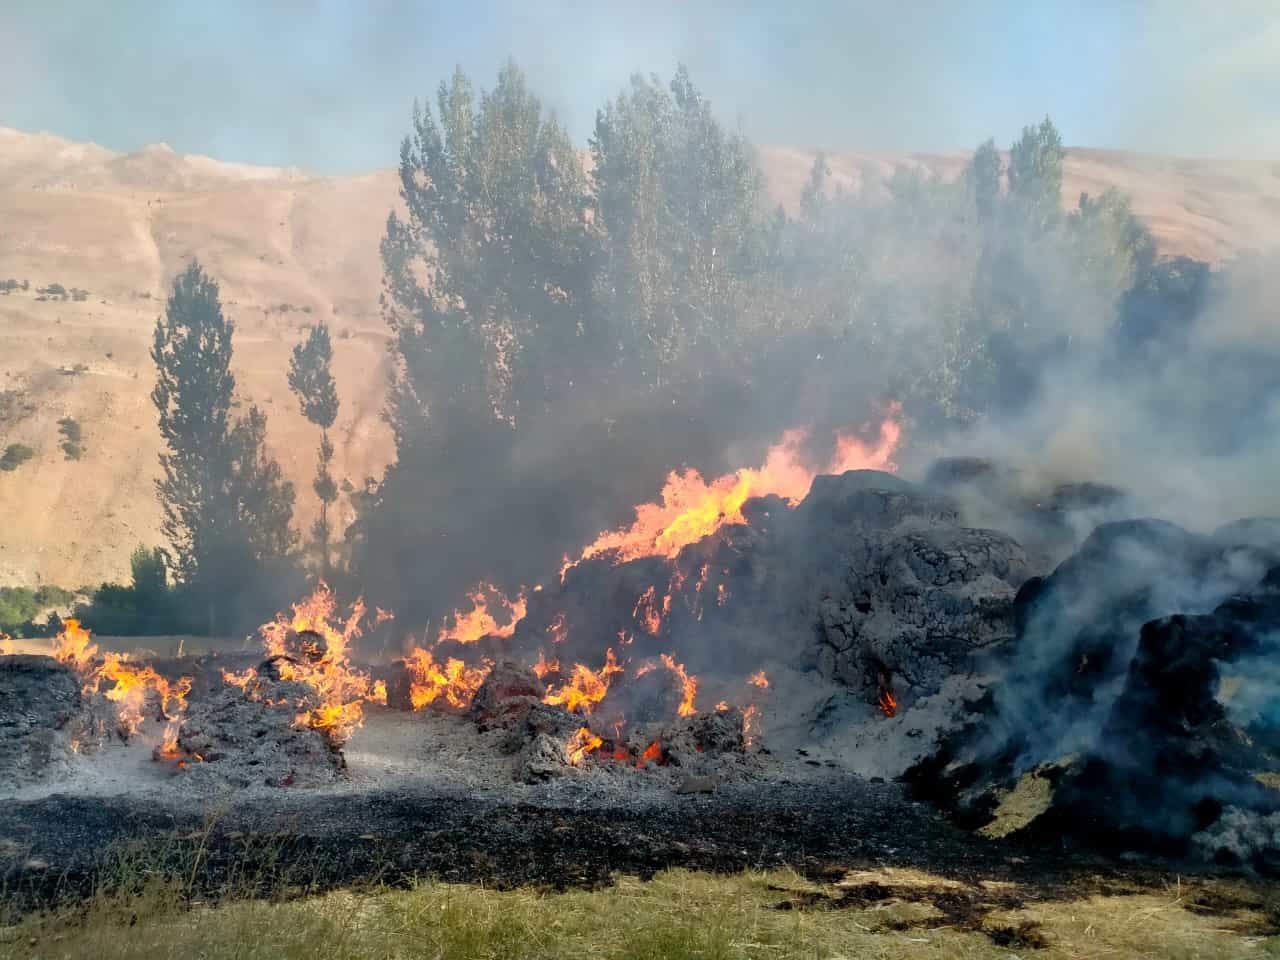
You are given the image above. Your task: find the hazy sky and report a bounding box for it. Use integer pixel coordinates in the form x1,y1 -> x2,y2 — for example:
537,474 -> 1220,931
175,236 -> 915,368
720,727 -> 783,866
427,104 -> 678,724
2,1 -> 1277,174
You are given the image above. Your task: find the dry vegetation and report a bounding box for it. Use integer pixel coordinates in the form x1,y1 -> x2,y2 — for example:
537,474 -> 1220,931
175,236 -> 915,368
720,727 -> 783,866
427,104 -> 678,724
1,866 -> 1277,959
1,125 -> 1279,588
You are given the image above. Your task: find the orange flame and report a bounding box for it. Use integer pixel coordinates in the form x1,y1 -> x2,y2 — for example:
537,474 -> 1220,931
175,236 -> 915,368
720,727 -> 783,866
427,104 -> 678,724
53,618 -> 97,669
0,632 -> 13,655
532,649 -> 560,680
404,648 -> 490,710
567,726 -> 603,765
54,619 -> 193,745
638,740 -> 663,765
573,417 -> 899,567
748,670 -> 769,689
544,648 -> 623,714
633,586 -> 663,636
437,582 -> 527,644
661,653 -> 698,717
547,612 -> 568,644
236,584 -> 385,744
743,704 -> 760,746
878,688 -> 898,718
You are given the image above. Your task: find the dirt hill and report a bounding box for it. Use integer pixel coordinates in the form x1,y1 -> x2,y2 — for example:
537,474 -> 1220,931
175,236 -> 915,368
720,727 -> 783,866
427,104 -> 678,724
1,126 -> 1277,588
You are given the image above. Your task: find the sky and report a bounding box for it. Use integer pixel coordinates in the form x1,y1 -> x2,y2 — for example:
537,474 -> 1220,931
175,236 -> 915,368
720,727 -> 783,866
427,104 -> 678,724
1,1 -> 1277,174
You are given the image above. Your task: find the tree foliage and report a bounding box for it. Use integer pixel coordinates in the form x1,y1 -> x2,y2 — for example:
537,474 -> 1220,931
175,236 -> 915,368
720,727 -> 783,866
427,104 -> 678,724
288,322 -> 340,576
356,62 -> 1161,626
151,261 -> 296,633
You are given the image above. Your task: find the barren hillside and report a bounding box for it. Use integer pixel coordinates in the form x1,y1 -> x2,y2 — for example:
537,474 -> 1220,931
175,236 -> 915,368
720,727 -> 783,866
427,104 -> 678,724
2,126 -> 1278,587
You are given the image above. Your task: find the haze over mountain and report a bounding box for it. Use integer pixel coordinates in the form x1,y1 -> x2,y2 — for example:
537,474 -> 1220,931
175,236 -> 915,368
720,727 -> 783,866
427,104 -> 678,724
2,124 -> 1278,588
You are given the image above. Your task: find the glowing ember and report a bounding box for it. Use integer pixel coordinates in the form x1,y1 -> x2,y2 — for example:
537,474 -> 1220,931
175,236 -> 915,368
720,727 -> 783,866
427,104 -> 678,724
878,688 -> 898,718
437,582 -> 527,644
748,670 -> 769,689
743,704 -> 760,746
567,726 -> 603,765
638,740 -> 663,765
403,648 -> 490,710
573,416 -> 900,567
544,648 -> 623,714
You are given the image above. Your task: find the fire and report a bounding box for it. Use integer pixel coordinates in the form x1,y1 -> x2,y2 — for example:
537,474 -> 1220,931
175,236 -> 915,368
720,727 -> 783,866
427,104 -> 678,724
878,688 -> 898,718
0,632 -> 13,655
237,584 -> 386,745
743,704 -> 760,746
638,740 -> 663,765
748,670 -> 769,689
404,648 -> 490,710
544,648 -> 623,714
567,726 -> 603,765
437,582 -> 527,644
661,653 -> 698,717
91,655 -> 191,738
547,612 -> 568,644
53,619 -> 193,746
532,650 -> 560,679
53,618 -> 97,669
633,586 -> 664,635
574,417 -> 899,567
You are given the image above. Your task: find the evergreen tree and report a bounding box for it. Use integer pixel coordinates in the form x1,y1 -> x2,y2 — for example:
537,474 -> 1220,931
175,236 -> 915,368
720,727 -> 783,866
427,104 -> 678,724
151,261 -> 295,633
1007,117 -> 1065,230
288,323 -> 340,578
967,138 -> 1002,220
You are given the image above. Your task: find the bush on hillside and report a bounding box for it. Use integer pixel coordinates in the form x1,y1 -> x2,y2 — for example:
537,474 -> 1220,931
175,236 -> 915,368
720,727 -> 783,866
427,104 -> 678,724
0,443 -> 35,471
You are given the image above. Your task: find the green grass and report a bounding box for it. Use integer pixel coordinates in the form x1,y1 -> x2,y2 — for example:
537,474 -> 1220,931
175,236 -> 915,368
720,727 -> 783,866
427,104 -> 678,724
1,865 -> 1277,960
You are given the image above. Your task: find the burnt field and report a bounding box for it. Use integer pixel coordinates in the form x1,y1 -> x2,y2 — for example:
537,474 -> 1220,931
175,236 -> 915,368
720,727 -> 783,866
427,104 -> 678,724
5,460 -> 1280,917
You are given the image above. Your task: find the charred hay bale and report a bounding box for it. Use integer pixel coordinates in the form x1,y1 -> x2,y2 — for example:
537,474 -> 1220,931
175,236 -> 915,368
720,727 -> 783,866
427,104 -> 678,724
0,655 -> 81,784
912,546 -> 1280,861
796,474 -> 952,536
522,702 -> 581,739
660,708 -> 746,769
516,732 -> 571,782
173,680 -> 343,789
986,519 -> 1274,772
470,660 -> 545,731
923,458 -> 1135,573
817,526 -> 1029,703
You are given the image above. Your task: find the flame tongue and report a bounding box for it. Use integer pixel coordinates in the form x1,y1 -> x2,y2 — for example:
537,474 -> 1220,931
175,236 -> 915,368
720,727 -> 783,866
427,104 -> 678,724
573,416 -> 900,568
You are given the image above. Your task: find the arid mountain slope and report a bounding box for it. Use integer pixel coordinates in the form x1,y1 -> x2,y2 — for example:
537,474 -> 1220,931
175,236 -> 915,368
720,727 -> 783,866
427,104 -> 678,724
1,126 -> 1278,587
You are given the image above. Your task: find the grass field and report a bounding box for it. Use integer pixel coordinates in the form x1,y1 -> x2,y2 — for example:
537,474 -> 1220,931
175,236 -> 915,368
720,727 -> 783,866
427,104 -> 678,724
2,865 -> 1277,960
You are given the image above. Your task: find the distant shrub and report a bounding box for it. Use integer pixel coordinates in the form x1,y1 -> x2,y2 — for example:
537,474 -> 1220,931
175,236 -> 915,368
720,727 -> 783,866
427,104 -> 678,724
0,279 -> 19,294
0,584 -> 75,632
38,282 -> 67,300
71,546 -> 180,636
71,288 -> 89,302
57,417 -> 82,443
0,443 -> 34,471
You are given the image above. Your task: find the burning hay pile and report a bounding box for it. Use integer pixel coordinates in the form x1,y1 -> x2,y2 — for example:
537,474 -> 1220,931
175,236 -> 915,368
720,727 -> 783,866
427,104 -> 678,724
4,417 -> 1280,876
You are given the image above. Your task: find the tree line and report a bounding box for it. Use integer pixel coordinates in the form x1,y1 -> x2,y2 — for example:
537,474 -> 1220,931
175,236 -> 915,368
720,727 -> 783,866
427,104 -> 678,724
54,60 -> 1245,638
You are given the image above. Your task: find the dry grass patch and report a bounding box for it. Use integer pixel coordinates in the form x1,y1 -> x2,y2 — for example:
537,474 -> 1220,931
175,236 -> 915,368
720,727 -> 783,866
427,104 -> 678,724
0,866 -> 1277,960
